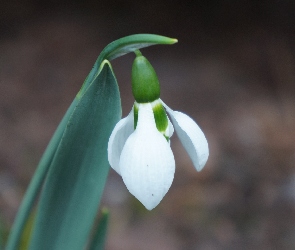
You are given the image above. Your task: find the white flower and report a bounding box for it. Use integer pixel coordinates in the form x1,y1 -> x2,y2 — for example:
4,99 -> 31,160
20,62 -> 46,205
108,99 -> 209,210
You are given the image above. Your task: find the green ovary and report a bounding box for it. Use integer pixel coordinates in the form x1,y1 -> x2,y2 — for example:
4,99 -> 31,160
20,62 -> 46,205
131,53 -> 160,103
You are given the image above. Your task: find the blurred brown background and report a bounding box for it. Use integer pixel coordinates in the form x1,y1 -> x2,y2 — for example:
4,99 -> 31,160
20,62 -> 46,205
1,0 -> 295,249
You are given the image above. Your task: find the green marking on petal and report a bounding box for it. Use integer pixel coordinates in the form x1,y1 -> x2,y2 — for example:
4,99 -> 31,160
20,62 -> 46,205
152,100 -> 168,134
133,102 -> 139,129
134,100 -> 169,141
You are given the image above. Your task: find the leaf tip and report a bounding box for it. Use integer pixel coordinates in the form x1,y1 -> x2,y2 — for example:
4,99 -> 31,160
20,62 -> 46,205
101,207 -> 109,216
100,59 -> 112,69
170,38 -> 178,44
98,59 -> 114,75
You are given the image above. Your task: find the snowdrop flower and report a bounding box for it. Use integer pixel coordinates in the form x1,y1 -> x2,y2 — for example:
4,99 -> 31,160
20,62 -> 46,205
108,50 -> 209,210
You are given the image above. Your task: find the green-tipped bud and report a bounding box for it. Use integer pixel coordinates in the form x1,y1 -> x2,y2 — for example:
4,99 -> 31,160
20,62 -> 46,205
132,50 -> 160,103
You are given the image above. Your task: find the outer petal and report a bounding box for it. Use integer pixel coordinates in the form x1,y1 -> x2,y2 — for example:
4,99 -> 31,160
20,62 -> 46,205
119,103 -> 175,210
162,101 -> 209,172
108,109 -> 134,175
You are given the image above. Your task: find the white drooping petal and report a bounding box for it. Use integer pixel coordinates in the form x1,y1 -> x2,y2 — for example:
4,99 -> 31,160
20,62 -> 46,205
162,101 -> 209,172
119,103 -> 175,210
108,109 -> 134,175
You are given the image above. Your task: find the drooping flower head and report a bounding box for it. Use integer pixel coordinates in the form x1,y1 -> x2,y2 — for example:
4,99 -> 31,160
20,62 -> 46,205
108,50 -> 209,210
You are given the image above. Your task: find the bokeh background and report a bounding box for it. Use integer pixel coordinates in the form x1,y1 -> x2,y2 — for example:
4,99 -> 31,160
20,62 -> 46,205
1,1 -> 295,249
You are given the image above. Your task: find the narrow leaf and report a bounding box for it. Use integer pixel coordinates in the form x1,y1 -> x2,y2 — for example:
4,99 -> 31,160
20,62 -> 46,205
88,208 -> 109,250
29,60 -> 121,250
100,34 -> 177,61
19,209 -> 35,250
0,218 -> 6,250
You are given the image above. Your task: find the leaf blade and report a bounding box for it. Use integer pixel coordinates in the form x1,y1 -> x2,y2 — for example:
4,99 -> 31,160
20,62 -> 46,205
101,34 -> 177,61
29,61 -> 121,250
88,208 -> 109,250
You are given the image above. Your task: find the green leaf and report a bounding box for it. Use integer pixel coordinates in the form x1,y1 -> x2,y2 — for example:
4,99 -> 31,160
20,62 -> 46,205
0,218 -> 7,250
100,34 -> 177,61
19,209 -> 36,250
29,61 -> 121,250
88,208 -> 109,250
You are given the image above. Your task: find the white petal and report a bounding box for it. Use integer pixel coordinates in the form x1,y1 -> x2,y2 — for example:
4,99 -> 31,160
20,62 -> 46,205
108,109 -> 134,175
119,103 -> 175,210
162,101 -> 209,172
